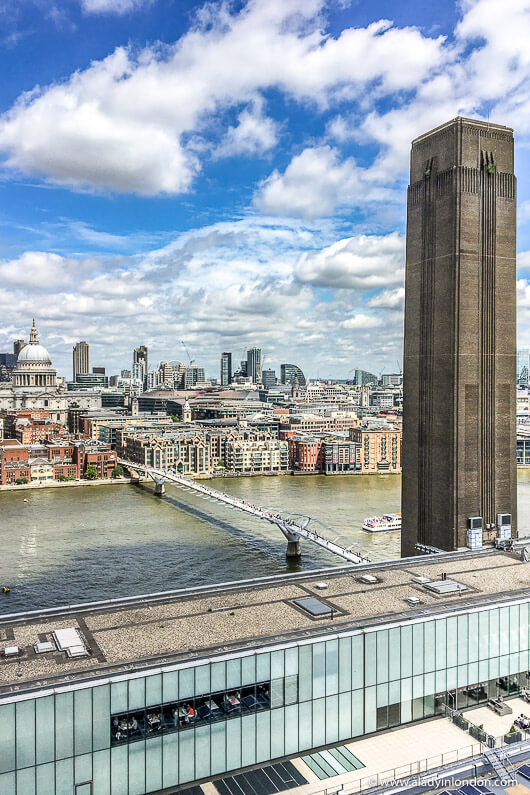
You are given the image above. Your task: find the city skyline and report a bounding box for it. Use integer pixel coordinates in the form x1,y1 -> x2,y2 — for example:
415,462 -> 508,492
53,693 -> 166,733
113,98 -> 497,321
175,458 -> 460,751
3,1 -> 530,376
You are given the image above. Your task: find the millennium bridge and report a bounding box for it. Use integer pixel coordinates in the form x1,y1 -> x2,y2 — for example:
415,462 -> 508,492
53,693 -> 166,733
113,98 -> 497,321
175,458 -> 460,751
120,460 -> 370,564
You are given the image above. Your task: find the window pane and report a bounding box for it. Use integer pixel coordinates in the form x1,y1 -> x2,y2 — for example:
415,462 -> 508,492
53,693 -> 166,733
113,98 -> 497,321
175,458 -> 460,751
298,644 -> 312,702
400,626 -> 413,678
242,656 -> 256,686
325,640 -> 339,696
241,714 -> 256,767
446,617 -> 458,668
312,698 -> 325,748
338,691 -> 352,740
74,689 -> 92,756
352,689 -> 363,736
389,628 -> 400,681
365,634 -> 377,686
128,739 -> 146,795
16,699 -> 35,769
424,622 -> 435,673
255,710 -> 270,763
377,630 -> 389,683
162,732 -> 178,789
178,727 -> 194,784
92,685 -> 110,753
0,772 -> 15,795
365,686 -> 376,734
146,674 -> 162,706
284,704 -> 298,755
110,745 -> 128,795
412,624 -> 424,675
36,762 -> 55,795
256,653 -> 270,683
55,692 -> 73,760
271,650 -> 284,680
16,767 -> 35,795
163,671 -> 179,704
75,753 -> 92,785
210,662 -> 226,693
110,682 -> 127,715
226,718 -> 241,772
312,642 -> 326,698
226,659 -> 241,689
352,635 -> 364,689
210,720 -> 226,775
93,749 -> 110,795
457,615 -> 468,665
339,637 -> 352,693
285,647 -> 298,677
325,695 -> 338,744
195,724 -> 211,780
0,704 -> 15,774
179,668 -> 194,699
55,758 -> 74,795
298,700 -> 312,751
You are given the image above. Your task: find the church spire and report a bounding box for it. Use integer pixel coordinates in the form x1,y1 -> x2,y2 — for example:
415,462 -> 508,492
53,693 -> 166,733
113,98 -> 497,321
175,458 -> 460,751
29,319 -> 39,345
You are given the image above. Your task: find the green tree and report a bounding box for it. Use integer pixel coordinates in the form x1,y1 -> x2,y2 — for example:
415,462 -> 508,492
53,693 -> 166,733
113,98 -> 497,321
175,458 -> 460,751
84,465 -> 99,480
15,477 -> 29,485
112,465 -> 124,478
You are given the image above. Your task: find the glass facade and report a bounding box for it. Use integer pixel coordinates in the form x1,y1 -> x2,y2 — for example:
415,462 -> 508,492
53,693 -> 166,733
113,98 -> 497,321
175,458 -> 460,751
1,599 -> 529,794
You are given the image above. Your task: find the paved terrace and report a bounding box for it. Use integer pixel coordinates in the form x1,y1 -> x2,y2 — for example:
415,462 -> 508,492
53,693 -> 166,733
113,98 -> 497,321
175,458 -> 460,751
0,550 -> 529,699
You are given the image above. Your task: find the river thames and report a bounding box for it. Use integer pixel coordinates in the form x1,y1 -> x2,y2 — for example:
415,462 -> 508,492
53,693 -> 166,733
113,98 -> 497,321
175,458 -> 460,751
1,471 -> 530,613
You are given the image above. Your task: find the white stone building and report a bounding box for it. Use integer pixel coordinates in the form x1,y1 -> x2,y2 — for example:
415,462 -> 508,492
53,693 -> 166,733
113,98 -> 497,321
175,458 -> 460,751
0,321 -> 101,423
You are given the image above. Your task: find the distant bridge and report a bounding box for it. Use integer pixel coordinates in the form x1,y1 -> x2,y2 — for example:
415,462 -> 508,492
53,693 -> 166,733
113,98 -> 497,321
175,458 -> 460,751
120,461 -> 370,564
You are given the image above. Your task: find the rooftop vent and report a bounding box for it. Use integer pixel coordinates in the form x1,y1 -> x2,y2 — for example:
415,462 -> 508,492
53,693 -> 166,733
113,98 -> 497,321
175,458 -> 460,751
3,646 -> 19,657
53,628 -> 88,658
293,597 -> 335,617
314,582 -> 328,590
423,579 -> 467,595
406,597 -> 422,605
359,574 -> 378,584
34,641 -> 55,654
413,576 -> 431,584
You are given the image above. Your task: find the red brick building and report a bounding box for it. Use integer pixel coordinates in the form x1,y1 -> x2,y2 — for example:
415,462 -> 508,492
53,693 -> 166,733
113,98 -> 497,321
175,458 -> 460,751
288,437 -> 324,472
73,442 -> 117,478
1,409 -> 67,444
0,437 -> 117,483
0,440 -> 30,485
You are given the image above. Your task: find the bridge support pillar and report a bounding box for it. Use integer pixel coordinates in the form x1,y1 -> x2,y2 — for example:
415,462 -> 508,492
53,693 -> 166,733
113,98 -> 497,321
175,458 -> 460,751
154,482 -> 165,496
286,539 -> 301,558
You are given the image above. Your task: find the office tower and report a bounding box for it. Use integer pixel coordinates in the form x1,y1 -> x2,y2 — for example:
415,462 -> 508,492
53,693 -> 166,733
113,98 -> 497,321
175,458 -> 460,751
240,361 -> 248,378
133,345 -> 148,373
220,352 -> 232,386
13,339 -> 26,358
92,366 -> 105,375
72,341 -> 89,380
517,349 -> 529,385
262,368 -> 276,389
184,366 -> 205,389
246,347 -> 262,383
353,369 -> 377,386
401,117 -> 517,557
280,363 -> 306,387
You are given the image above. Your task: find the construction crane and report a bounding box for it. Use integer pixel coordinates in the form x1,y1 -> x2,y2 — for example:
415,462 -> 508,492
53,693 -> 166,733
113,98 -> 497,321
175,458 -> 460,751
180,341 -> 195,367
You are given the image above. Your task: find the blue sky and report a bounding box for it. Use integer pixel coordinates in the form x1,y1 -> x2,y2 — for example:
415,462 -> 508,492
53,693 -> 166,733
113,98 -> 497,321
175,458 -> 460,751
1,0 -> 530,379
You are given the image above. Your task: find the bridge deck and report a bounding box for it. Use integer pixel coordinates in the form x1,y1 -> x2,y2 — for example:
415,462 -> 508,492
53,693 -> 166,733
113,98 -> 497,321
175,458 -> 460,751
123,462 -> 370,564
0,551 -> 528,699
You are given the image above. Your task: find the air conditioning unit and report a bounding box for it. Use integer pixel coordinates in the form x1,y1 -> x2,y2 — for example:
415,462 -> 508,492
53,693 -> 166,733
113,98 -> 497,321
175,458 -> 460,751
468,516 -> 483,530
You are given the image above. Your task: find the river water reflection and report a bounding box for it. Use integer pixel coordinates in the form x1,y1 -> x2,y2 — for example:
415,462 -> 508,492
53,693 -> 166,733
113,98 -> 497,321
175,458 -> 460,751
1,471 -> 529,613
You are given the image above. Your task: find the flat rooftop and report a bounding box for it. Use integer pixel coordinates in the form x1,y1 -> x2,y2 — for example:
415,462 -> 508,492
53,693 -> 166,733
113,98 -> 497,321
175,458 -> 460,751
1,550 -> 529,699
